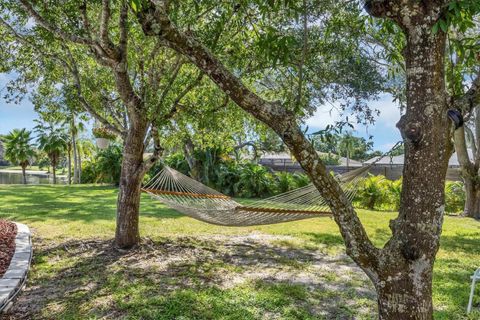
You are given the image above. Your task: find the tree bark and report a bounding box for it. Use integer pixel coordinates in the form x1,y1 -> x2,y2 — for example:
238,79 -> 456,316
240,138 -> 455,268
463,177 -> 480,219
115,117 -> 148,249
67,143 -> 72,185
21,165 -> 27,185
51,155 -> 57,185
375,267 -> 434,319
453,115 -> 480,219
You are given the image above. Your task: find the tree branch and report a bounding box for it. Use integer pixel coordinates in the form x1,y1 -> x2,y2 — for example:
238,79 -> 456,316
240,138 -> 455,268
19,0 -> 94,46
134,3 -> 380,271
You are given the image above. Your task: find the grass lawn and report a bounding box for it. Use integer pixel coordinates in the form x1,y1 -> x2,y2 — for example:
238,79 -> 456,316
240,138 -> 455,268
0,185 -> 478,319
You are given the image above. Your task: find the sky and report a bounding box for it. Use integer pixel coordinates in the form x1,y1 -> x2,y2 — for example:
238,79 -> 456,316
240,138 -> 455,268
0,73 -> 402,152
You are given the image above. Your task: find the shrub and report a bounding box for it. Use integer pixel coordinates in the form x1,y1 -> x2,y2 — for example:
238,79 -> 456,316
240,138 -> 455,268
445,181 -> 465,213
293,173 -> 311,188
214,163 -> 241,196
355,175 -> 389,210
275,171 -> 297,193
234,163 -> 275,198
164,153 -> 190,175
81,144 -> 122,185
387,178 -> 402,211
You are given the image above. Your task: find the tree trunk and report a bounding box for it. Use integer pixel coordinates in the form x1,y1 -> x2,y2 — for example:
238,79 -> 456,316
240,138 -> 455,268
378,7 -> 450,319
78,155 -> 82,183
72,135 -> 79,184
67,143 -> 72,185
21,165 -> 27,185
375,268 -> 433,319
115,120 -> 148,249
463,177 -> 480,219
51,156 -> 57,185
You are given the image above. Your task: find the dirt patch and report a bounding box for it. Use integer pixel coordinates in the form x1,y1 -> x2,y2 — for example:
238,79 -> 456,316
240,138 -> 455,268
5,233 -> 376,319
0,220 -> 17,277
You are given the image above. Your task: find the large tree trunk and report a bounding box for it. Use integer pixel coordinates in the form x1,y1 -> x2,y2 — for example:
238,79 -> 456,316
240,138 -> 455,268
463,177 -> 480,219
373,7 -> 450,319
375,268 -> 433,319
115,119 -> 148,249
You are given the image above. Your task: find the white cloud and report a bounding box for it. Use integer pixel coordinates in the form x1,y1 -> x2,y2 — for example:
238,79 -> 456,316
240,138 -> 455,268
370,94 -> 402,129
305,102 -> 342,129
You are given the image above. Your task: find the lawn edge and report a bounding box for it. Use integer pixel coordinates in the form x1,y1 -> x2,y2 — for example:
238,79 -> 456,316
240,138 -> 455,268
0,223 -> 32,313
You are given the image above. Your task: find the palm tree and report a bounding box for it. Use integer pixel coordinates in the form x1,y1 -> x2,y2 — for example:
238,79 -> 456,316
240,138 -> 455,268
35,122 -> 68,184
337,132 -> 357,169
2,129 -> 36,184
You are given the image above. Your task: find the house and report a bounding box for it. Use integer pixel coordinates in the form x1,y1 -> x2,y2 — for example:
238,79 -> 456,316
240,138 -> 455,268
363,150 -> 472,181
258,151 -> 362,173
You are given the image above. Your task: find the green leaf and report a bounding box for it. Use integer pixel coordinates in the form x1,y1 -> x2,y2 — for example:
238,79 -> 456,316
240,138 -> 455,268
131,0 -> 140,12
439,19 -> 448,33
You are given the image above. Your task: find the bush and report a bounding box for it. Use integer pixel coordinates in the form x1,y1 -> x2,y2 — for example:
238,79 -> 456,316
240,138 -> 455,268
387,178 -> 402,211
234,163 -> 275,198
213,163 -> 241,196
445,181 -> 465,213
81,144 -> 122,185
293,173 -> 311,188
355,175 -> 390,210
275,171 -> 297,193
164,153 -> 190,175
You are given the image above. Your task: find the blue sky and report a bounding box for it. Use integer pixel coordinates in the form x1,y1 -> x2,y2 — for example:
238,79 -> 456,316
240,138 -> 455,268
0,73 -> 402,151
305,94 -> 403,152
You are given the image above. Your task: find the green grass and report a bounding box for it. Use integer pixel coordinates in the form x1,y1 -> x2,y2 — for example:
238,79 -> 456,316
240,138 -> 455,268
0,185 -> 479,319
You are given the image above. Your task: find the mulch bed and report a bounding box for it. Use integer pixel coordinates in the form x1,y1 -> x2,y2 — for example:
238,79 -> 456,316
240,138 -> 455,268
0,220 -> 17,278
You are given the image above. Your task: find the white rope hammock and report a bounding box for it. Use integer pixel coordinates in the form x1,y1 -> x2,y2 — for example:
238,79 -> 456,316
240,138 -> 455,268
142,164 -> 372,226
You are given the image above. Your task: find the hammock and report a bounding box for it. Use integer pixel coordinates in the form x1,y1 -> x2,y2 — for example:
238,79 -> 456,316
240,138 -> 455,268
142,164 -> 372,226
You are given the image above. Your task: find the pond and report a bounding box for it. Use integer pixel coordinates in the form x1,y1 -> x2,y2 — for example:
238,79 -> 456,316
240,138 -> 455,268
0,171 -> 67,185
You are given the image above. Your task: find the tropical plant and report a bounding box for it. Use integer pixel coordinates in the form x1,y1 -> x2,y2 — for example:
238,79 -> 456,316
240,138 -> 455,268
95,145 -> 123,185
235,163 -> 275,198
213,163 -> 242,196
445,181 -> 466,214
35,121 -> 68,184
164,153 -> 190,175
2,129 -> 36,184
355,175 -> 388,210
275,171 -> 297,193
293,173 -> 311,188
387,178 -> 402,211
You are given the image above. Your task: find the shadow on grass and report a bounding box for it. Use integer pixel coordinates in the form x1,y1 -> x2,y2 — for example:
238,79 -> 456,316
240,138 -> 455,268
0,185 -> 183,224
4,237 -> 375,320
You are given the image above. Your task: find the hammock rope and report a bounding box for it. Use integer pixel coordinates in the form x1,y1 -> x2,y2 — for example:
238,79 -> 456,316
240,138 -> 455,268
142,164 -> 367,226
143,142 -> 403,226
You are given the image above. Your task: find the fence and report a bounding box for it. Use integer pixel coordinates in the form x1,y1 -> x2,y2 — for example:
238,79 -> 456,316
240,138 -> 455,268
259,158 -> 462,181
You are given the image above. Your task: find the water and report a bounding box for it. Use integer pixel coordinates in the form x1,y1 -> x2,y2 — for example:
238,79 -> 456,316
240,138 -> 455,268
0,171 -> 67,184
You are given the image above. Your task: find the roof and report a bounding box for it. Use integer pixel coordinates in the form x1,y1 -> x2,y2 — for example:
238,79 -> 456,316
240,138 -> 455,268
364,149 -> 474,167
364,154 -> 405,165
260,151 -> 363,167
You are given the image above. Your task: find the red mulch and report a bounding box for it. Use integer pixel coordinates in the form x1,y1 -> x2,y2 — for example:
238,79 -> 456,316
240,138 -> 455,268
0,220 -> 17,277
